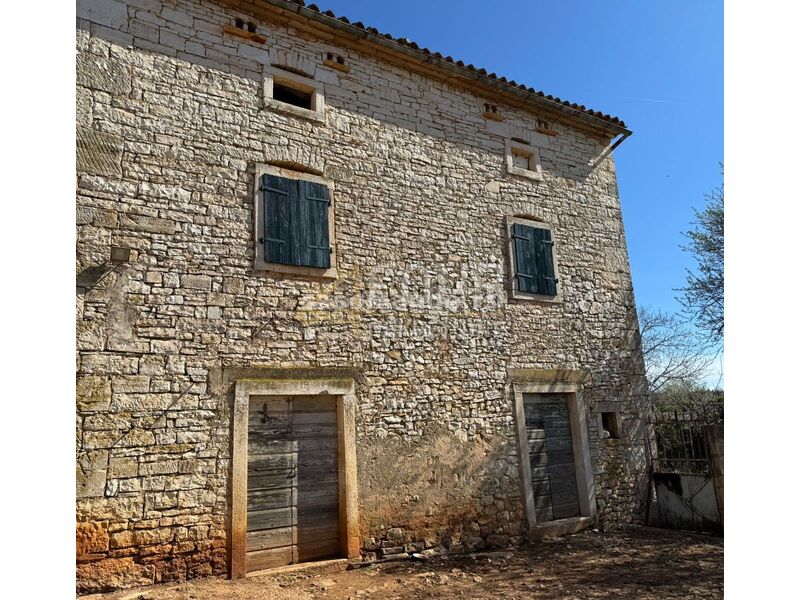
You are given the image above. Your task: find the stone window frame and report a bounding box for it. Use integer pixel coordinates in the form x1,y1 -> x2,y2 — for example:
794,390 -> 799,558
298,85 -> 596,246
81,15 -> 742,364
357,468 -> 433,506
231,377 -> 360,577
263,65 -> 326,124
510,375 -> 597,539
253,163 -> 338,280
505,138 -> 543,181
506,216 -> 562,304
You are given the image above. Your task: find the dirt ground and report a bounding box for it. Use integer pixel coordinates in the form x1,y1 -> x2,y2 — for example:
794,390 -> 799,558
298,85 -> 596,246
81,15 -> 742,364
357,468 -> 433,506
87,527 -> 723,600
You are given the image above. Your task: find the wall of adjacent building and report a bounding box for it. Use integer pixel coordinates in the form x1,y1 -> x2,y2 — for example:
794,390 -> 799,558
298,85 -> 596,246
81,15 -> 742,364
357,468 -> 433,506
76,0 -> 649,593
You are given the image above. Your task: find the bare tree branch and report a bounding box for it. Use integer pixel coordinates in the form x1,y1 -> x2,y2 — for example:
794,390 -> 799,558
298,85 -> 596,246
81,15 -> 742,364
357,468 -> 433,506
638,305 -> 715,392
678,170 -> 724,344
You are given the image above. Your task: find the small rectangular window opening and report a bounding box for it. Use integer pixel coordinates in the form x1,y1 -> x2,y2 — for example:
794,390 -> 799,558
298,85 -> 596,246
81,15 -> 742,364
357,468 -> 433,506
512,148 -> 531,171
273,82 -> 313,110
601,412 -> 620,439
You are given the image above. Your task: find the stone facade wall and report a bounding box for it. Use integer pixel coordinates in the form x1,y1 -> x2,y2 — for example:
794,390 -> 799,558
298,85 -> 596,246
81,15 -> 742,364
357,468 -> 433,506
76,0 -> 649,593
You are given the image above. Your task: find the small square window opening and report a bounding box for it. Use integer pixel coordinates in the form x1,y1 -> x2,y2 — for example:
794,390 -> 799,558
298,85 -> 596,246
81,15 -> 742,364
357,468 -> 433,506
273,82 -> 313,110
263,66 -> 326,122
601,412 -> 620,439
505,139 -> 543,181
512,148 -> 531,171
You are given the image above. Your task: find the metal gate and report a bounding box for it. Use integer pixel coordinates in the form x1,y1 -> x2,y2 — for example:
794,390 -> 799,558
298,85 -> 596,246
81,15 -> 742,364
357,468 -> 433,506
649,405 -> 723,534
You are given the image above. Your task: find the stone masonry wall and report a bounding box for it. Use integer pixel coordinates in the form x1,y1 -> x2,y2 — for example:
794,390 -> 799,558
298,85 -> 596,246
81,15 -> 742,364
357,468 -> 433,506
76,0 -> 649,593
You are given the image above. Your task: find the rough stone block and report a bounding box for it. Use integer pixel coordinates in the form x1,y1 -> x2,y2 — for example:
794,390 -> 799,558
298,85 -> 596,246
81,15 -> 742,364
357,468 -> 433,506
77,496 -> 144,522
76,558 -> 155,594
90,22 -> 134,47
77,450 -> 109,498
130,19 -> 160,44
237,43 -> 270,64
144,271 -> 164,285
120,214 -> 178,235
108,457 -> 139,478
112,375 -> 151,394
77,376 -> 112,413
77,53 -> 131,95
77,0 -> 128,30
161,6 -> 195,28
77,521 -> 110,559
138,355 -> 165,375
180,274 -> 212,290
77,127 -> 123,177
222,277 -> 244,294
160,29 -> 187,51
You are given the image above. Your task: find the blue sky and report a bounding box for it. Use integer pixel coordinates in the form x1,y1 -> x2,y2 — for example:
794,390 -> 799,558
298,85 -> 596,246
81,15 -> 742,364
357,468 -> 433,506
320,0 -> 723,319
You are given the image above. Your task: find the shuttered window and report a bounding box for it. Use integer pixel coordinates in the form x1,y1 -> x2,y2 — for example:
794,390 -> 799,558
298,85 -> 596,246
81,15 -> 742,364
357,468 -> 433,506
512,222 -> 558,297
261,174 -> 332,269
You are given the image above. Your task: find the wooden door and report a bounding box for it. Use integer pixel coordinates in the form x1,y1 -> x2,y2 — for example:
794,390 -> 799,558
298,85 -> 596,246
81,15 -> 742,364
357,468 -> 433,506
294,396 -> 340,562
523,393 -> 581,522
246,395 -> 340,572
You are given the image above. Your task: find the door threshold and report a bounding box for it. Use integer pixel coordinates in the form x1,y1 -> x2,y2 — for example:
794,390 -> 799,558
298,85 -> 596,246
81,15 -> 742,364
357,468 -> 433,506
529,516 -> 594,540
245,557 -> 350,579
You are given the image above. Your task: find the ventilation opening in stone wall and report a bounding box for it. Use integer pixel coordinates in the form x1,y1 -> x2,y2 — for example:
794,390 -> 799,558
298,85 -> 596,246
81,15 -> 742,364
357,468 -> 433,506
601,412 -> 620,439
273,82 -> 313,110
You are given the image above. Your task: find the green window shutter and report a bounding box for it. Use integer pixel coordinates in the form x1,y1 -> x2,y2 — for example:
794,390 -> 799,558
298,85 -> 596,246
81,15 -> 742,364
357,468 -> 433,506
512,223 -> 538,294
262,174 -> 295,265
262,174 -> 331,269
512,223 -> 557,296
300,180 -> 331,268
539,228 -> 558,296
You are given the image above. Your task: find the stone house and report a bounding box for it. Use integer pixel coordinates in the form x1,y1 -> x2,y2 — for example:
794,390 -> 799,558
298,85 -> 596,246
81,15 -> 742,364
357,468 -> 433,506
76,0 -> 650,593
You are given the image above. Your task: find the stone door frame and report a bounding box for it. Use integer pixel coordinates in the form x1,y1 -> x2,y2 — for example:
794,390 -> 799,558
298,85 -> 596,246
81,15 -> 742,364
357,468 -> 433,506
510,374 -> 597,539
231,377 -> 360,577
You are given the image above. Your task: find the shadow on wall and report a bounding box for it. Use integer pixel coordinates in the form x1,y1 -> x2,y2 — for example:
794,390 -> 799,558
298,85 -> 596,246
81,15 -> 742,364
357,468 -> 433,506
76,263 -> 119,292
589,302 -> 651,528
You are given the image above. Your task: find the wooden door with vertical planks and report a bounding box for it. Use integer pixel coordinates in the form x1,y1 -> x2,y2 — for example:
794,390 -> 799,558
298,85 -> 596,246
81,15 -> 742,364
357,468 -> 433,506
523,393 -> 581,523
246,395 -> 340,572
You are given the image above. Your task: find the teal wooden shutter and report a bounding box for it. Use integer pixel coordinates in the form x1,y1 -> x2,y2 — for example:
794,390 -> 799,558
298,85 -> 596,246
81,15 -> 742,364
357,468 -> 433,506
262,174 -> 331,268
287,178 -> 305,265
300,180 -> 331,268
512,223 -> 538,294
263,174 -> 295,265
512,223 -> 557,296
539,228 -> 557,296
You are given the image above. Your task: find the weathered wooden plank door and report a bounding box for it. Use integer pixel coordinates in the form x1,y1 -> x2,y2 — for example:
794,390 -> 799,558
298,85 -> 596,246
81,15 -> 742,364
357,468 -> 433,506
294,396 -> 340,562
523,394 -> 581,522
246,395 -> 340,572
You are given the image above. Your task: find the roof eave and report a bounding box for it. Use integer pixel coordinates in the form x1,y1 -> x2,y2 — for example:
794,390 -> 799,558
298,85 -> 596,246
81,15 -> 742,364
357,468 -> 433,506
251,0 -> 631,137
